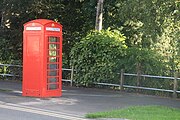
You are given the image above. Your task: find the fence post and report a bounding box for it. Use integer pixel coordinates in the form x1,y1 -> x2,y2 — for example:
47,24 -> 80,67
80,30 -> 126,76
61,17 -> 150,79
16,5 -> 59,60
173,72 -> 178,98
70,65 -> 74,87
120,69 -> 124,91
2,65 -> 5,80
136,63 -> 141,92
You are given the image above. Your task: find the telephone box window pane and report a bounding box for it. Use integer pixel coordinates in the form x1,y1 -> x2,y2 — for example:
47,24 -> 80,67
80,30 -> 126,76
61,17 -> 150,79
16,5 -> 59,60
48,77 -> 58,83
49,57 -> 59,62
49,50 -> 59,56
48,71 -> 58,76
49,37 -> 60,42
49,44 -> 59,50
48,64 -> 59,69
49,84 -> 58,90
49,57 -> 56,62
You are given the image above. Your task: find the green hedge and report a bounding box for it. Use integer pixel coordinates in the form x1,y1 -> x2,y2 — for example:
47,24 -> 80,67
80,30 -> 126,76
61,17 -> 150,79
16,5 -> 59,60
70,29 -> 127,86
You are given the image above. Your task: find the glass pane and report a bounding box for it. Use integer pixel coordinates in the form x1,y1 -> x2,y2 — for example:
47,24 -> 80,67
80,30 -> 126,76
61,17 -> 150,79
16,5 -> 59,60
47,64 -> 58,69
49,37 -> 60,42
48,57 -> 59,62
49,50 -> 59,56
48,77 -> 58,83
48,71 -> 58,76
49,44 -> 59,50
49,57 -> 56,62
49,84 -> 58,90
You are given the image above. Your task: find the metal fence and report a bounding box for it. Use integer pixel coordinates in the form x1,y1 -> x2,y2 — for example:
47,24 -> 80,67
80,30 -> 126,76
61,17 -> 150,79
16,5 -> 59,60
97,69 -> 180,98
0,64 -> 180,98
62,67 -> 74,86
0,64 -> 73,84
0,64 -> 22,78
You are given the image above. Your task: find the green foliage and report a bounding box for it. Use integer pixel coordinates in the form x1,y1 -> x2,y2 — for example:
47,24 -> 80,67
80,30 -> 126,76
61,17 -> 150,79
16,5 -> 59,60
121,47 -> 170,95
153,14 -> 180,74
0,0 -> 179,90
70,29 -> 127,86
0,35 -> 22,64
0,0 -> 179,67
103,0 -> 179,48
123,47 -> 168,75
0,0 -> 90,66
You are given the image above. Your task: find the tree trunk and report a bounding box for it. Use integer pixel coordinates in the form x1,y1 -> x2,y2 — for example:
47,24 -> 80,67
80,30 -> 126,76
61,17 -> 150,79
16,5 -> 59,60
95,0 -> 104,31
0,11 -> 4,28
0,0 -> 5,28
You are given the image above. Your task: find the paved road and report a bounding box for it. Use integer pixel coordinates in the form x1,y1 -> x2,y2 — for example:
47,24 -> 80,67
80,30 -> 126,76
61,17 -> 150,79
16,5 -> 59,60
0,101 -> 87,120
0,80 -> 180,120
0,107 -> 63,120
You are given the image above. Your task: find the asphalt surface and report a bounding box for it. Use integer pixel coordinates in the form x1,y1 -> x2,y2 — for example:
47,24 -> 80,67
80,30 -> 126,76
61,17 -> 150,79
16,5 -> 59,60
0,107 -> 62,120
0,80 -> 180,120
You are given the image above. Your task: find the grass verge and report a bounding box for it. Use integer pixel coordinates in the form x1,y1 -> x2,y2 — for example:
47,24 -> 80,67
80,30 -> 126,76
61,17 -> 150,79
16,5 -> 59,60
86,106 -> 180,120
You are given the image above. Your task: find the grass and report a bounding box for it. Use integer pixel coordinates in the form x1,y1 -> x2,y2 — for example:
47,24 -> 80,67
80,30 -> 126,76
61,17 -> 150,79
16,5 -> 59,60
86,106 -> 180,120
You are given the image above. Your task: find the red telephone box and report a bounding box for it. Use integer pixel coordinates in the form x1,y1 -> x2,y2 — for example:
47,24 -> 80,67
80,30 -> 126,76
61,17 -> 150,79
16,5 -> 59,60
23,19 -> 62,97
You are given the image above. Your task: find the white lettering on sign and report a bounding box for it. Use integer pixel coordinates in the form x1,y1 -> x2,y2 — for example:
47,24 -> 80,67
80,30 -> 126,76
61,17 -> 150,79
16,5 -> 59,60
46,27 -> 60,32
26,27 -> 42,31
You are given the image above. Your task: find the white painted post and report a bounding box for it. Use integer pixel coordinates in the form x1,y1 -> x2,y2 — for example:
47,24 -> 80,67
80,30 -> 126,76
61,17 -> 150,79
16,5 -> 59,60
70,66 -> 74,86
173,72 -> 178,98
120,69 -> 124,91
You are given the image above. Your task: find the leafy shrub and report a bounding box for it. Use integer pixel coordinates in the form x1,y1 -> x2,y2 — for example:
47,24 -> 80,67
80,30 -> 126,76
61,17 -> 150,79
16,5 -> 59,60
70,29 -> 127,87
122,47 -> 171,96
122,47 -> 168,75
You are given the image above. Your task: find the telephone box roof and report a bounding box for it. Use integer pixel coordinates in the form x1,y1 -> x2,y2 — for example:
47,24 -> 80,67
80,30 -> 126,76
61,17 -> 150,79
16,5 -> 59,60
24,19 -> 62,27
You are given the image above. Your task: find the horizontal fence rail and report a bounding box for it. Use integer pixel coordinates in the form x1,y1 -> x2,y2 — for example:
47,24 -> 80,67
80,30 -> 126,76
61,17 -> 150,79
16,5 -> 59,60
124,73 -> 180,80
96,82 -> 178,93
0,64 -> 22,67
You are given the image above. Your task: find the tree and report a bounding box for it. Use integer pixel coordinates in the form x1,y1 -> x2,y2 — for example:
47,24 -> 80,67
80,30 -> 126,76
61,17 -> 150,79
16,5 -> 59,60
0,0 -> 89,65
0,0 -> 179,76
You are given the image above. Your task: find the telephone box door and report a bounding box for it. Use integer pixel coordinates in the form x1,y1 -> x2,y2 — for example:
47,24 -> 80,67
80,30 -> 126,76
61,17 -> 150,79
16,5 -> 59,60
47,36 -> 61,91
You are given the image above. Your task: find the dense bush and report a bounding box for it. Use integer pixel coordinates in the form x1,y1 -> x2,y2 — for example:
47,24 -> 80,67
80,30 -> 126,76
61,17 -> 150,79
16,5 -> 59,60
70,29 -> 127,86
122,47 -> 168,75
